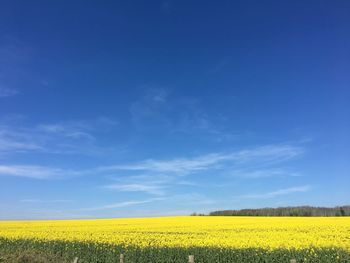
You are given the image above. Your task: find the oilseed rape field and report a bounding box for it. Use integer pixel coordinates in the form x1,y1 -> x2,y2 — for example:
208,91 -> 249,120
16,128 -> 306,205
0,216 -> 350,262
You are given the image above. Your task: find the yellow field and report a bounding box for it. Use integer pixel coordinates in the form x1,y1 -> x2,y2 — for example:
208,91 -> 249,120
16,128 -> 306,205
0,216 -> 350,262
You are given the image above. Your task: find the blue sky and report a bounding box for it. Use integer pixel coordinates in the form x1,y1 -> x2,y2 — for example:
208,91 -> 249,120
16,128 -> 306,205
0,0 -> 349,219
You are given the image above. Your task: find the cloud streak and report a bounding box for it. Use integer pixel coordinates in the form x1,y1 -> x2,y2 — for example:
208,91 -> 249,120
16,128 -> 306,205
129,88 -> 235,141
0,86 -> 19,98
0,135 -> 43,154
104,174 -> 184,196
99,144 -> 303,175
238,185 -> 311,199
106,183 -> 166,196
0,165 -> 80,179
0,117 -> 118,156
20,199 -> 72,203
0,143 -> 303,183
228,168 -> 302,179
80,198 -> 164,211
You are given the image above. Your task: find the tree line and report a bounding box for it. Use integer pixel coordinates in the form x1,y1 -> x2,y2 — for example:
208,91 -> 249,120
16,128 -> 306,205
203,206 -> 350,216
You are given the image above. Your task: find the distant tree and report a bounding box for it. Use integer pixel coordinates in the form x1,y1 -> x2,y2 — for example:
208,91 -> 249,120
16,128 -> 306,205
190,212 -> 206,216
340,207 -> 346,216
208,206 -> 350,217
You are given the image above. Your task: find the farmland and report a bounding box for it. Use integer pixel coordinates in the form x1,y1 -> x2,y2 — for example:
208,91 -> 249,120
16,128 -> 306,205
0,216 -> 350,262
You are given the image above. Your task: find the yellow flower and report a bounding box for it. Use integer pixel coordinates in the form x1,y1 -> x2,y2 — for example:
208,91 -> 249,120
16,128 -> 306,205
0,216 -> 349,251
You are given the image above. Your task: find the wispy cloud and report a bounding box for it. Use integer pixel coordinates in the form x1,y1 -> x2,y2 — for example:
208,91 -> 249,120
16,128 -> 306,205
130,88 -> 171,130
228,168 -> 302,179
161,0 -> 172,13
0,143 -> 304,188
99,144 -> 303,198
37,124 -> 95,140
0,135 -> 43,154
0,117 -> 118,156
0,124 -> 45,156
106,183 -> 166,196
79,194 -> 211,213
129,88 -> 235,141
104,174 -> 175,195
238,185 -> 311,199
209,58 -> 230,73
20,199 -> 72,203
101,153 -> 224,175
0,165 -> 80,179
80,198 -> 164,211
99,144 -> 303,175
0,86 -> 19,98
37,117 -> 117,140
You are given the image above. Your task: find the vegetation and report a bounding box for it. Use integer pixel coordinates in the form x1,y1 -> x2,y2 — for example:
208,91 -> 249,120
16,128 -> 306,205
0,217 -> 349,262
209,205 -> 350,217
0,251 -> 67,263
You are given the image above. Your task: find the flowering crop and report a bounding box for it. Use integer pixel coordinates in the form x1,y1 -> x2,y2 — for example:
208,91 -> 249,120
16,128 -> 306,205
0,216 -> 349,262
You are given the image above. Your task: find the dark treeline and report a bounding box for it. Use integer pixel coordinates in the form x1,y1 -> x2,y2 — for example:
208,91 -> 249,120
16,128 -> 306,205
207,206 -> 350,217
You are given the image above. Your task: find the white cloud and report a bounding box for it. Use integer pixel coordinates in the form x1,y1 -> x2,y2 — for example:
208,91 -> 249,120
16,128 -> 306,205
38,123 -> 95,140
129,88 -> 235,141
104,174 -> 196,196
80,198 -> 164,211
228,168 -> 301,179
106,183 -> 166,195
150,88 -> 168,103
0,117 -> 118,156
37,118 -> 117,140
0,136 -> 43,153
238,185 -> 311,199
0,86 -> 19,98
234,145 -> 303,163
101,153 -> 223,175
99,144 -> 303,175
20,199 -> 72,203
0,143 -> 304,190
0,165 -> 79,179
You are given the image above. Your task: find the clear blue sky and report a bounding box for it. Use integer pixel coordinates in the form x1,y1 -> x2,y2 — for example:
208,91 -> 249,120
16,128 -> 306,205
0,0 -> 349,219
